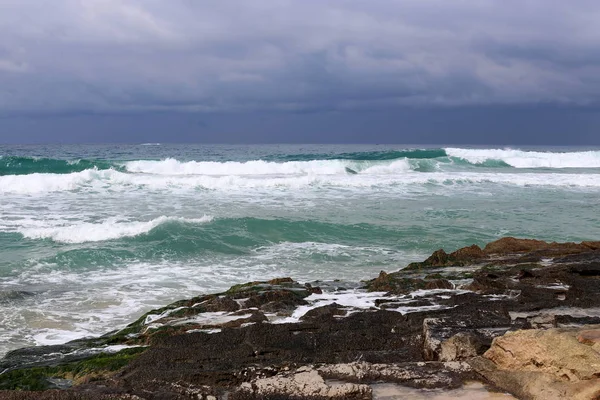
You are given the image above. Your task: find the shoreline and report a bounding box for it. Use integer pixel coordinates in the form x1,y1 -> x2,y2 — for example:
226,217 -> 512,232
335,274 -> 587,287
1,237 -> 600,399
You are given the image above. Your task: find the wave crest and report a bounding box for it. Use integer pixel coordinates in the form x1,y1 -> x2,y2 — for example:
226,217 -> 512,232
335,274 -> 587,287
445,148 -> 600,168
124,158 -> 413,176
19,215 -> 214,243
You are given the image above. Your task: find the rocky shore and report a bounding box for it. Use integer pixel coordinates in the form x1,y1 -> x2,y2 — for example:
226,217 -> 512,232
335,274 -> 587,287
1,237 -> 600,399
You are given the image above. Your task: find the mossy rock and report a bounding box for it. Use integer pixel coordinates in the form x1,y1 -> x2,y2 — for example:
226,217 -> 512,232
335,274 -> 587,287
0,347 -> 145,391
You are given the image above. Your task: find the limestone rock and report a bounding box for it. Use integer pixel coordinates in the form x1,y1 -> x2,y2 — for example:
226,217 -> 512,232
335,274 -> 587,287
318,361 -> 473,390
472,325 -> 600,400
439,332 -> 488,362
231,367 -> 371,400
484,326 -> 600,381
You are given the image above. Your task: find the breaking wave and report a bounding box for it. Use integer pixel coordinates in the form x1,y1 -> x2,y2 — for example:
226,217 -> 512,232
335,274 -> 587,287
2,166 -> 600,195
445,148 -> 600,169
18,215 -> 214,244
2,148 -> 600,195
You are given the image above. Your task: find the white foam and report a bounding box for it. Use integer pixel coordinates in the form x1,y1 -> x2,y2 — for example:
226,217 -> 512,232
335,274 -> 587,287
0,168 -> 112,194
446,148 -> 600,168
102,344 -> 146,352
18,215 -> 213,243
361,159 -> 412,174
172,312 -> 253,327
32,329 -> 92,347
124,158 -> 354,176
272,291 -> 389,324
145,306 -> 188,325
3,165 -> 600,196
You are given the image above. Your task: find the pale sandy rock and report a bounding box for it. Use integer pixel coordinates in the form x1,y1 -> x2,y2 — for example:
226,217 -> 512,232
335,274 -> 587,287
529,313 -> 557,329
318,361 -> 471,387
234,366 -> 371,399
439,332 -> 487,361
484,326 -> 600,381
470,325 -> 600,400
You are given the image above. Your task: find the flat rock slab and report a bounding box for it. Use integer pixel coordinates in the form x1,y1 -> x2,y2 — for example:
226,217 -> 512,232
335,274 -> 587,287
472,325 -> 600,400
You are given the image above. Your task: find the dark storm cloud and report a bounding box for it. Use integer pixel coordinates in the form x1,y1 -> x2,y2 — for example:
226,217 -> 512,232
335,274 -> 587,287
1,0 -> 600,116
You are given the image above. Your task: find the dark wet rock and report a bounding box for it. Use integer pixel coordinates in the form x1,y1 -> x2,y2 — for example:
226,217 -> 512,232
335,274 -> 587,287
482,237 -> 550,254
300,303 -> 346,321
363,271 -> 452,294
425,279 -> 454,290
405,237 -> 600,272
3,238 -> 600,399
404,244 -> 487,270
421,303 -> 514,362
377,299 -> 434,309
244,289 -> 309,311
364,271 -> 427,294
303,282 -> 323,295
405,249 -> 451,270
449,244 -> 486,262
116,310 -> 417,392
556,315 -> 600,326
199,296 -> 241,313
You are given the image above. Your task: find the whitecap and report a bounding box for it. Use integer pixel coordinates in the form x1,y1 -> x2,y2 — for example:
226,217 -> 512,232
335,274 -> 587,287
445,148 -> 600,168
18,215 -> 214,243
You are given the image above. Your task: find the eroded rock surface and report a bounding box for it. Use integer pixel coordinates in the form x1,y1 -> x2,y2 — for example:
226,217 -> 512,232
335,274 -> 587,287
2,237 -> 600,399
471,325 -> 600,400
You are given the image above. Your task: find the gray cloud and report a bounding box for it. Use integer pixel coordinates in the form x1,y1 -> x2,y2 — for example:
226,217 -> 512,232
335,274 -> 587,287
1,0 -> 600,115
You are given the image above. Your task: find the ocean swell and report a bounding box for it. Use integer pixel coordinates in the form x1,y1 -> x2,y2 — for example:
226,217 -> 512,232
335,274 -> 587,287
445,148 -> 600,168
2,167 -> 600,195
18,215 -> 214,244
0,156 -> 118,175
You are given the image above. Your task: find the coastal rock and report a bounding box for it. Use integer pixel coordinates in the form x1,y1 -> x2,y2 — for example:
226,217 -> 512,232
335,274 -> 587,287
482,237 -> 600,257
364,271 -> 452,294
438,332 -> 488,362
449,244 -> 486,262
425,279 -> 454,290
482,237 -> 550,254
404,244 -> 487,270
471,325 -> 600,400
300,303 -> 346,321
318,361 -> 474,389
230,367 -> 372,400
3,238 -> 600,398
404,249 -> 450,270
421,302 -> 513,362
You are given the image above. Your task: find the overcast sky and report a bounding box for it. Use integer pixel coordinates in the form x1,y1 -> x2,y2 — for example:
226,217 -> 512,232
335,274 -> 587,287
1,0 -> 600,144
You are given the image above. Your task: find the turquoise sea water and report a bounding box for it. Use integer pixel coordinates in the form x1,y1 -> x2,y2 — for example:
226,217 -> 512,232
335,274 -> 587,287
1,143 -> 600,356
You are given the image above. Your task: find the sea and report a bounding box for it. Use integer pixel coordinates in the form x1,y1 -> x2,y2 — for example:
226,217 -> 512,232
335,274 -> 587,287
1,143 -> 600,358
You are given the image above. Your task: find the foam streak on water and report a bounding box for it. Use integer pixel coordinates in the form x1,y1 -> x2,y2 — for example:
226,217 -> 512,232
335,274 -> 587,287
1,144 -> 600,358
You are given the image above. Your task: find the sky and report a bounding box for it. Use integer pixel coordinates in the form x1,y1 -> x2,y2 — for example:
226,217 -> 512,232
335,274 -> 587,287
1,0 -> 600,144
